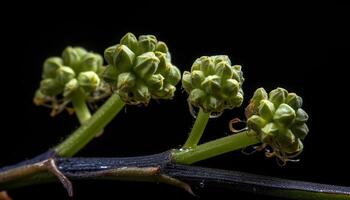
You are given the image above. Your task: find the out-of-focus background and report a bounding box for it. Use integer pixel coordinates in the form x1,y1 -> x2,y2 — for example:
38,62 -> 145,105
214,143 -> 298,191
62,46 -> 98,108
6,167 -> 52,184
1,3 -> 349,200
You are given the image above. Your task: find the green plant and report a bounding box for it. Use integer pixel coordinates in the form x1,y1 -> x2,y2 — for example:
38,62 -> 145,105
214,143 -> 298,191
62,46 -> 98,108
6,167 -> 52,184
1,33 -> 349,200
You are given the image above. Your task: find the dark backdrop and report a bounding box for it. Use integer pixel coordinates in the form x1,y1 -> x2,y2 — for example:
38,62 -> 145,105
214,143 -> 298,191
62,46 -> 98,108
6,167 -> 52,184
1,3 -> 349,200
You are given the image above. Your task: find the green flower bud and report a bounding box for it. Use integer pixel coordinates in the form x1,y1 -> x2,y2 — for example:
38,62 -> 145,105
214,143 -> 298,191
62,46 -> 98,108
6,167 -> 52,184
147,74 -> 164,91
282,139 -> 303,154
133,52 -> 159,78
245,87 -> 309,161
291,123 -> 309,140
63,78 -> 79,97
258,99 -> 275,121
113,45 -> 135,72
78,53 -> 103,73
138,35 -> 157,54
166,65 -> 181,85
103,33 -> 180,104
214,61 -> 233,80
252,88 -> 268,103
222,79 -> 239,98
230,91 -> 244,107
201,75 -> 221,96
184,55 -> 244,113
62,47 -> 81,69
261,122 -> 279,143
245,87 -> 268,118
191,70 -> 205,88
155,52 -> 171,74
247,115 -> 267,132
120,32 -> 138,52
212,55 -> 231,65
189,89 -> 206,105
182,71 -> 192,92
133,82 -> 151,103
286,93 -> 303,110
277,128 -> 296,147
77,71 -> 100,92
153,84 -> 176,99
56,66 -> 75,85
269,87 -> 288,107
273,103 -> 296,126
42,57 -> 62,78
200,57 -> 215,76
207,96 -> 219,110
294,108 -> 309,124
102,65 -> 119,83
104,45 -> 118,65
117,72 -> 136,90
155,41 -> 169,53
40,78 -> 62,96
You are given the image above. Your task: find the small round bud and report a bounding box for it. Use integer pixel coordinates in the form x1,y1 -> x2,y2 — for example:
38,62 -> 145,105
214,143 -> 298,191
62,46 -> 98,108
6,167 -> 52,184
165,66 -> 181,85
294,108 -> 309,124
222,79 -> 239,98
77,71 -> 100,93
147,74 -> 164,91
155,52 -> 171,74
182,71 -> 192,92
43,57 -> 62,78
40,78 -> 62,96
269,87 -> 288,107
258,99 -> 275,121
104,45 -> 118,65
113,45 -> 135,72
247,115 -> 267,132
286,93 -> 303,110
117,72 -> 137,90
201,75 -> 221,96
277,128 -> 296,147
273,103 -> 296,127
63,78 -> 79,97
120,32 -> 138,52
155,41 -> 169,53
245,87 -> 268,118
189,89 -> 206,106
78,53 -> 103,73
291,123 -> 309,140
133,52 -> 159,78
261,122 -> 279,143
62,46 -> 81,69
138,35 -> 157,54
56,66 -> 75,85
215,61 -> 233,80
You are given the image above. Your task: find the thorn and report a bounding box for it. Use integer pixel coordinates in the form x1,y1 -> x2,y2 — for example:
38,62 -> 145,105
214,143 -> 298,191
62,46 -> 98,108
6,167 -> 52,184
41,158 -> 73,197
159,174 -> 196,196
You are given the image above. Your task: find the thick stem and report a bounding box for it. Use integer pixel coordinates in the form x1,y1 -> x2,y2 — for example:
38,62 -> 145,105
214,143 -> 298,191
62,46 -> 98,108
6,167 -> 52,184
174,130 -> 260,164
1,152 -> 349,200
182,108 -> 210,149
55,93 -> 125,157
71,89 -> 91,124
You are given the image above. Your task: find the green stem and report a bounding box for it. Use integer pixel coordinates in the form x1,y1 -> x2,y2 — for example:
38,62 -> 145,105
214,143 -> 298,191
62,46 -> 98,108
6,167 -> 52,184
71,89 -> 91,124
55,93 -> 125,157
173,130 -> 260,164
182,108 -> 210,149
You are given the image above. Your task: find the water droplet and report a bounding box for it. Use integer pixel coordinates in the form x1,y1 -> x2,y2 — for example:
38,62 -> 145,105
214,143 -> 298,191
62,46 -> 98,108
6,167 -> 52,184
199,180 -> 205,188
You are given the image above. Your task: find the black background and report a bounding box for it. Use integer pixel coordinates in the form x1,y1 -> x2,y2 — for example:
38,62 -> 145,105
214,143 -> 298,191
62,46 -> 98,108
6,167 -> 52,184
1,3 -> 349,200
